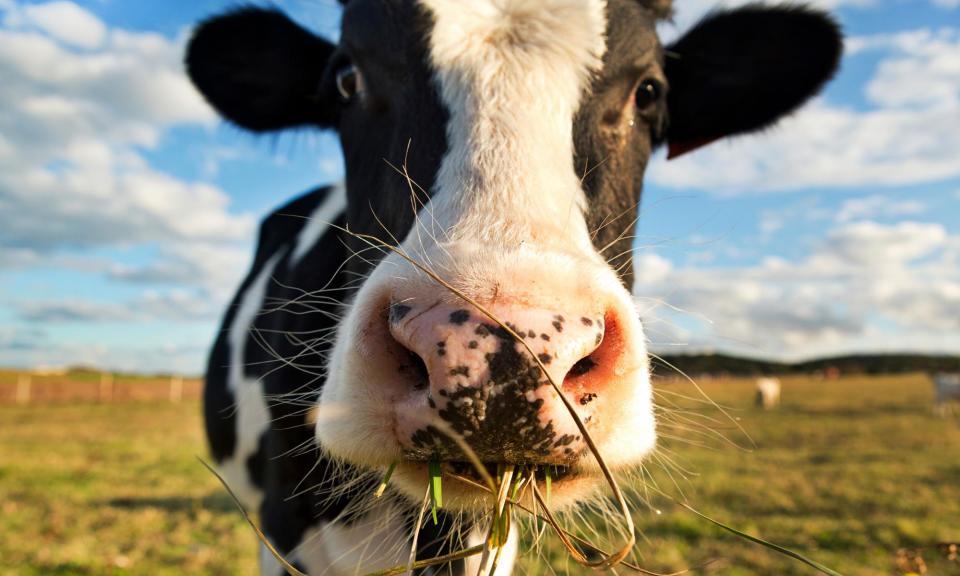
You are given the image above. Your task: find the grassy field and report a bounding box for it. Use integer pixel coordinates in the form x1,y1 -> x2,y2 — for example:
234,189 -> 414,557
1,374 -> 958,575
0,401 -> 255,576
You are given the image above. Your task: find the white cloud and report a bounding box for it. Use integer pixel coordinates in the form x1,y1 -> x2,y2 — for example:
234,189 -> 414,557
651,27 -> 960,193
0,1 -> 254,302
0,24 -> 215,147
813,220 -> 946,269
633,252 -> 674,286
108,241 -> 252,302
0,246 -> 40,267
17,1 -> 106,49
4,286 -> 227,373
0,148 -> 253,250
0,1 -> 260,375
835,194 -> 925,222
755,196 -> 833,239
861,28 -> 960,110
18,290 -> 222,323
651,100 -> 960,192
0,325 -> 46,351
637,220 -> 960,359
931,0 -> 959,8
0,329 -> 210,375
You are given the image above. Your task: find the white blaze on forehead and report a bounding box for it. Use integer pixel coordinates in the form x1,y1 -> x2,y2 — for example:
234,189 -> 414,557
418,0 -> 608,249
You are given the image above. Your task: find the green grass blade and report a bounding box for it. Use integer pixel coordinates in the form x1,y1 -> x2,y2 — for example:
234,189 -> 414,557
374,462 -> 397,498
678,502 -> 845,576
511,467 -> 524,500
428,459 -> 442,525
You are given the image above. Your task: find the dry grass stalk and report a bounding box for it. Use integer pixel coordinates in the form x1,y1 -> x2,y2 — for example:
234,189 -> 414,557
197,458 -> 307,576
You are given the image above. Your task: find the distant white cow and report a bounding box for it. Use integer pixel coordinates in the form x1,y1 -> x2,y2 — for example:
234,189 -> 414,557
933,373 -> 960,416
755,377 -> 782,410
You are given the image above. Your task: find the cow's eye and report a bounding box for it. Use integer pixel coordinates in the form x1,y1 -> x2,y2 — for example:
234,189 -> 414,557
635,79 -> 662,109
335,63 -> 365,102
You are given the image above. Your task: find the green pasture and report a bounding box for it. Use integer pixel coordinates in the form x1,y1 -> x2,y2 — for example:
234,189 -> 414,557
1,374 -> 957,575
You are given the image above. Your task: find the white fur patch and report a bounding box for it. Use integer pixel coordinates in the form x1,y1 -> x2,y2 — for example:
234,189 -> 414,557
291,183 -> 347,266
417,0 -> 608,254
220,251 -> 284,511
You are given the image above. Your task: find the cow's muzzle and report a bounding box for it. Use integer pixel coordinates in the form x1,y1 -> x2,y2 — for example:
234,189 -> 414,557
387,302 -> 626,464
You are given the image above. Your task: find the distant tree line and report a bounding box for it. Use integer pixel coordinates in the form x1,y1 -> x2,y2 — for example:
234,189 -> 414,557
651,353 -> 960,377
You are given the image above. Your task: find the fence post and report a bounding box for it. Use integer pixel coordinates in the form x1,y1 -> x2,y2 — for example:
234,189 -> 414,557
169,375 -> 184,403
16,373 -> 31,405
99,372 -> 114,403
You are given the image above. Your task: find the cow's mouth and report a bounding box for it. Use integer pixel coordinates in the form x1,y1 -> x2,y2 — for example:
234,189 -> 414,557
393,459 -> 585,507
444,460 -> 578,484
401,457 -> 606,513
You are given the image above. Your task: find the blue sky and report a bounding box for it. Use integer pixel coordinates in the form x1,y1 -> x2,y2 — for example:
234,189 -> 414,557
0,0 -> 957,374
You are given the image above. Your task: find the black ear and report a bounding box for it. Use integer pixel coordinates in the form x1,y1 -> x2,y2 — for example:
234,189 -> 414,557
185,7 -> 338,132
664,5 -> 842,158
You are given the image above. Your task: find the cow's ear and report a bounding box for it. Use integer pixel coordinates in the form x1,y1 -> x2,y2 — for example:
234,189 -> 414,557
664,6 -> 842,159
186,8 -> 338,132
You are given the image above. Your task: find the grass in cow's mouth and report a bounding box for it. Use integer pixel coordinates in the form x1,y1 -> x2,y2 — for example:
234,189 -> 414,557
374,461 -> 397,499
444,460 -> 574,485
428,459 -> 442,524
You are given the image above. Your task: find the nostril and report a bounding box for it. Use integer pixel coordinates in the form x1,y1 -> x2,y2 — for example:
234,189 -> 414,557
386,301 -> 431,391
562,311 -> 622,390
381,302 -> 430,390
389,302 -> 413,324
402,347 -> 430,390
568,355 -> 597,377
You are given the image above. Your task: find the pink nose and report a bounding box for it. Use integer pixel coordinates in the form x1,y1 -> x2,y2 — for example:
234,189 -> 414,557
388,302 -> 622,463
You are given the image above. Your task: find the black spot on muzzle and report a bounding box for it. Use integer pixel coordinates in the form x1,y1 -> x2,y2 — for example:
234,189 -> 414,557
407,324 -> 579,463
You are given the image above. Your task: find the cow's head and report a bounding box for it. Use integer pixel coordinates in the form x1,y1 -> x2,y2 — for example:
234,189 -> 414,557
187,0 -> 841,509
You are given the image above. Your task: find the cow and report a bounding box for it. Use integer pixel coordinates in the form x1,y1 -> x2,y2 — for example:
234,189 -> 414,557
933,373 -> 960,416
755,377 -> 782,410
185,1 -> 842,573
